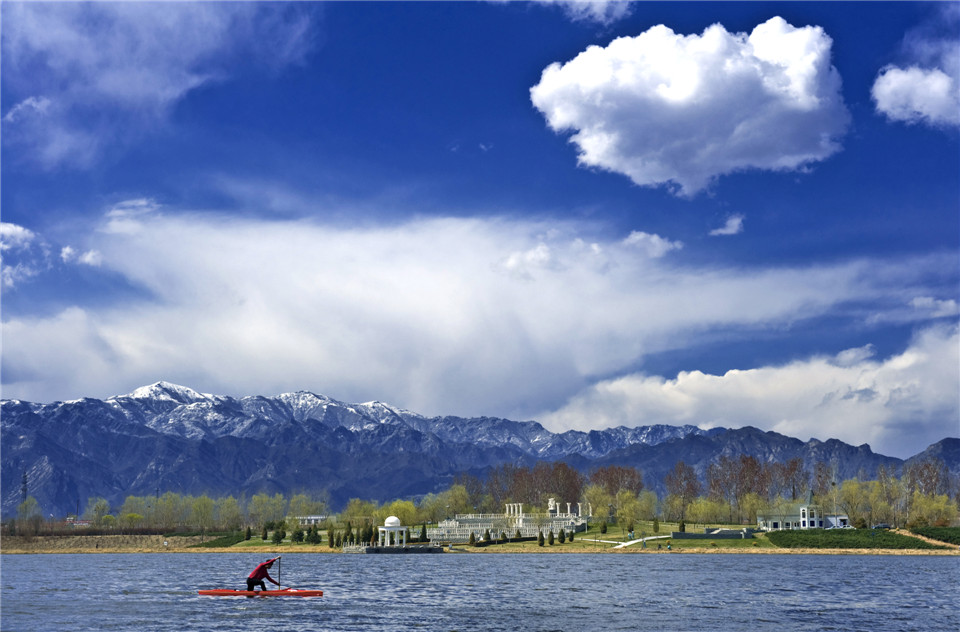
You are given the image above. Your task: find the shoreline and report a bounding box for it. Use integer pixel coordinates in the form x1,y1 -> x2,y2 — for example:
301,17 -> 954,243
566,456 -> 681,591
2,535 -> 957,556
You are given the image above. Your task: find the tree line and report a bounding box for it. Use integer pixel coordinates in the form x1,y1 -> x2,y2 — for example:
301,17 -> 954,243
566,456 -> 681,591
10,456 -> 957,536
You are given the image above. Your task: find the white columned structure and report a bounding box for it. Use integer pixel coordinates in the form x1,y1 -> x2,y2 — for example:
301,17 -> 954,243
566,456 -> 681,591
378,516 -> 407,547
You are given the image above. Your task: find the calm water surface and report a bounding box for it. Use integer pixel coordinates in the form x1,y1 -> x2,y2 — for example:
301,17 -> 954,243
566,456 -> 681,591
2,553 -> 957,631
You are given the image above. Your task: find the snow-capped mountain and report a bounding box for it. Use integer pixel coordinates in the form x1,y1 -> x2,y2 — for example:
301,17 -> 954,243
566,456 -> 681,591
2,382 -> 952,519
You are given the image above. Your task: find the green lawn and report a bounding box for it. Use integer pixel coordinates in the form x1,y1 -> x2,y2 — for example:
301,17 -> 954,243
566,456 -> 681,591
766,528 -> 947,550
910,526 -> 960,545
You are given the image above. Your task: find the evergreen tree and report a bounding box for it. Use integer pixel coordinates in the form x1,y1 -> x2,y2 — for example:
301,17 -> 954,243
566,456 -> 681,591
558,529 -> 565,544
272,529 -> 284,545
600,522 -> 607,534
292,527 -> 304,543
569,530 -> 575,542
328,529 -> 335,548
245,526 -> 252,541
261,526 -> 268,541
469,531 -> 476,546
548,530 -> 555,545
538,531 -> 545,547
515,529 -> 522,541
679,520 -> 686,533
653,518 -> 660,534
484,528 -> 491,542
420,524 -> 428,542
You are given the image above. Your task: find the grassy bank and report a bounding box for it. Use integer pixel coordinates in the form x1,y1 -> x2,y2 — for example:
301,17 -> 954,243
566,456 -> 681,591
4,523 -> 957,554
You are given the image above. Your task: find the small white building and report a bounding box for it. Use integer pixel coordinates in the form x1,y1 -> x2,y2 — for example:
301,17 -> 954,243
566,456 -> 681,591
756,493 -> 849,531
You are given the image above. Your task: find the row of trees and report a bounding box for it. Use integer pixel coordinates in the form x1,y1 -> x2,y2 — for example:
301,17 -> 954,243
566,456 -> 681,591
12,457 -> 958,535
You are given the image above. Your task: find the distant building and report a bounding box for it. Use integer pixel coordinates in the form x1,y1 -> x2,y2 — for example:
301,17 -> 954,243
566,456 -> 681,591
427,498 -> 590,543
756,493 -> 849,531
295,515 -> 327,526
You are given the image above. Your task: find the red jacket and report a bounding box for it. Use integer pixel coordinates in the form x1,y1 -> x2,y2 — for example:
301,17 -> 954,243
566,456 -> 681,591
248,559 -> 279,585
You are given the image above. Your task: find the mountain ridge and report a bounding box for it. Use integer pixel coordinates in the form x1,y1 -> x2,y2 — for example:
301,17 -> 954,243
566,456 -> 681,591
3,382 -> 956,518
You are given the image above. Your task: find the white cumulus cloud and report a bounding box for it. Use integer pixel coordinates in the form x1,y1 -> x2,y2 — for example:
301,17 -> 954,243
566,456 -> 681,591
1,222 -> 37,252
709,214 -> 745,236
530,17 -> 850,196
622,231 -> 682,257
872,6 -> 960,128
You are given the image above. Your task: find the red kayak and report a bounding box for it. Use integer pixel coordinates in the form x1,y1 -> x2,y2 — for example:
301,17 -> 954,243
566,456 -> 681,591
198,588 -> 323,597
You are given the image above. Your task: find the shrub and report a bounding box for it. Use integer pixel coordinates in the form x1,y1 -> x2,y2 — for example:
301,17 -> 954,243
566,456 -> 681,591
678,520 -> 686,533
515,529 -> 522,541
600,522 -> 607,534
558,529 -> 566,544
245,527 -> 252,541
568,530 -> 574,542
469,532 -> 476,546
538,531 -> 544,547
291,527 -> 304,543
548,530 -> 555,545
261,526 -> 268,541
652,518 -> 659,534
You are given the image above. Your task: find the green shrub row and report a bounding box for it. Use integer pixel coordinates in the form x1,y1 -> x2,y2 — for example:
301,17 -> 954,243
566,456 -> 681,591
766,528 -> 946,550
909,526 -> 960,545
190,532 -> 247,548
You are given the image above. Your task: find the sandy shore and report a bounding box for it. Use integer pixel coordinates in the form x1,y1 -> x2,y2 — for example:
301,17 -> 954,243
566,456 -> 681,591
2,535 -> 957,555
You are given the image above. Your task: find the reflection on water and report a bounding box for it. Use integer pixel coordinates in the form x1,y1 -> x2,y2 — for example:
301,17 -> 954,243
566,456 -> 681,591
2,553 -> 958,631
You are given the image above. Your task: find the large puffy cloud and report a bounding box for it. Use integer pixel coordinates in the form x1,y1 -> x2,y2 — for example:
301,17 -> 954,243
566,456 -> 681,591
1,3 -> 314,169
872,7 -> 960,128
539,325 -> 959,459
530,17 -> 849,196
2,206 -> 955,435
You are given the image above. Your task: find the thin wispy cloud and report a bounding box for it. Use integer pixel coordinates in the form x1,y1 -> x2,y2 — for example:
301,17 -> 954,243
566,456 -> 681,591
534,0 -> 633,26
1,2 -> 314,169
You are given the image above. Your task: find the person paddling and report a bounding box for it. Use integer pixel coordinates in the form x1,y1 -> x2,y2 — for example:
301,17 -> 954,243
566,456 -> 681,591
247,557 -> 281,592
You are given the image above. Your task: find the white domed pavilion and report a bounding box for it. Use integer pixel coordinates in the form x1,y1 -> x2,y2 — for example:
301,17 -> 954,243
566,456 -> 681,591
378,515 -> 407,547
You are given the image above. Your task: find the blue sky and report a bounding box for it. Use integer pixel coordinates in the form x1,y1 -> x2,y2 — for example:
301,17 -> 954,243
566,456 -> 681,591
2,1 -> 958,458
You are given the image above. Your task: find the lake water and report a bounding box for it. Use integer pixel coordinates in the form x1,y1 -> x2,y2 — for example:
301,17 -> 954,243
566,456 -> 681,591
2,553 -> 957,631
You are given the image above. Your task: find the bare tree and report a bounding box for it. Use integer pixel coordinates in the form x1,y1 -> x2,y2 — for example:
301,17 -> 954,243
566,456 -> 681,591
664,461 -> 700,520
